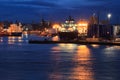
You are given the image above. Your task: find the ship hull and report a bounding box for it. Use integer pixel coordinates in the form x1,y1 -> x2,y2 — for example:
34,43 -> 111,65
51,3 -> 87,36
58,32 -> 78,40
10,32 -> 22,36
0,32 -> 10,36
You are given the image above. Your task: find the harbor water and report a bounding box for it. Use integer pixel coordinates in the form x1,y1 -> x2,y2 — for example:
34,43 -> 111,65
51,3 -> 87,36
0,35 -> 120,80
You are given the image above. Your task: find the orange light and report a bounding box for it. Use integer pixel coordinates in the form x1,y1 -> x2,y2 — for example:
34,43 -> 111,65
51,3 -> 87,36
78,22 -> 88,27
77,20 -> 88,34
78,23 -> 88,26
53,24 -> 60,29
7,24 -> 22,33
70,45 -> 94,80
77,20 -> 88,27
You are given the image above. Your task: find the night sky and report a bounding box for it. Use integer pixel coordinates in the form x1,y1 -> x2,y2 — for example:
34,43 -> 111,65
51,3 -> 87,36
0,0 -> 120,23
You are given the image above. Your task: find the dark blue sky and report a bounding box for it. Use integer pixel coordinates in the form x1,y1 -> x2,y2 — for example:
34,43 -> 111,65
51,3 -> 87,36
0,0 -> 120,23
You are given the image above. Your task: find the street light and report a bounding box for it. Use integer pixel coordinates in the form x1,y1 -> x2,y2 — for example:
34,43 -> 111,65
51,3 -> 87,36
107,13 -> 112,24
107,13 -> 112,20
107,13 -> 112,19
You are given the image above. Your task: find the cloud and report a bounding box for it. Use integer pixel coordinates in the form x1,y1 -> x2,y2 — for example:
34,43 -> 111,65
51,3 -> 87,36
0,0 -> 119,23
0,0 -> 60,8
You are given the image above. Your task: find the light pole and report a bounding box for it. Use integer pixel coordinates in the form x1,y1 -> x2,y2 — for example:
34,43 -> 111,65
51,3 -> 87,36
107,13 -> 112,41
107,13 -> 112,24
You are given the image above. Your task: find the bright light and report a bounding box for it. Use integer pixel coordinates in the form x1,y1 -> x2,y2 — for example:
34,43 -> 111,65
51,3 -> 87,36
77,20 -> 88,27
77,20 -> 88,34
59,28 -> 66,31
78,23 -> 88,27
8,24 -> 22,33
68,28 -> 74,31
53,24 -> 60,29
107,13 -> 112,19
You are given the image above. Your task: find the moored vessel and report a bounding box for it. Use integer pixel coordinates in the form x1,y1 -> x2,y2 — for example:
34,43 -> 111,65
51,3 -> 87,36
8,23 -> 22,36
58,16 -> 78,40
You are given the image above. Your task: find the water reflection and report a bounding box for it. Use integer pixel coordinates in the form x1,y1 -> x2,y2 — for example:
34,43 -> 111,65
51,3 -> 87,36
8,36 -> 22,44
51,44 -> 77,61
69,45 -> 94,80
52,36 -> 60,41
0,36 -> 119,80
0,37 -> 3,42
91,44 -> 99,48
57,44 -> 77,52
50,45 -> 94,80
102,46 -> 120,61
104,46 -> 120,51
0,35 -> 28,44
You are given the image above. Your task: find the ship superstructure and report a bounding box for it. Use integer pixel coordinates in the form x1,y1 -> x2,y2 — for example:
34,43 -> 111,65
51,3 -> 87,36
58,16 -> 78,40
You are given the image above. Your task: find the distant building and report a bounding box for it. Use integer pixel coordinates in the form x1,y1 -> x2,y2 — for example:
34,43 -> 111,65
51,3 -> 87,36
89,15 -> 98,25
23,24 -> 33,31
0,22 -> 4,32
39,19 -> 52,30
31,23 -> 40,30
3,21 -> 12,29
77,20 -> 88,37
87,24 -> 115,39
114,25 -> 120,41
113,25 -> 120,37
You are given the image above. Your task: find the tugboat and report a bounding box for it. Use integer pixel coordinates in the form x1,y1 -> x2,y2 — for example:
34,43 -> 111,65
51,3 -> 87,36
58,16 -> 78,40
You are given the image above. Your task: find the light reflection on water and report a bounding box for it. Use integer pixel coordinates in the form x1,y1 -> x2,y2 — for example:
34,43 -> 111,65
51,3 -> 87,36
91,44 -> 100,48
70,45 -> 94,80
8,36 -> 22,44
0,36 -> 120,80
69,45 -> 94,80
50,45 -> 94,80
50,44 -> 120,80
0,35 -> 28,45
51,44 -> 77,52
